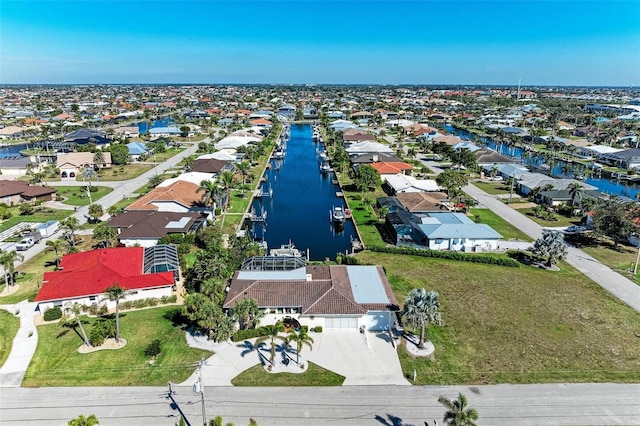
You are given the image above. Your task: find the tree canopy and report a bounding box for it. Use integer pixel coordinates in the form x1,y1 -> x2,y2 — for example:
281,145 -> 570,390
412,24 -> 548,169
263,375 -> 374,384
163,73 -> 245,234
352,164 -> 381,192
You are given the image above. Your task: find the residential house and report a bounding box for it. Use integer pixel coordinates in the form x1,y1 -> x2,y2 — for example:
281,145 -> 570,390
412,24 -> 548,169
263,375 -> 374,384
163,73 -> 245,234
34,246 -> 178,315
384,174 -> 440,194
538,189 -> 604,207
63,128 -> 110,145
126,142 -> 148,160
342,128 -> 376,143
349,153 -> 403,165
114,126 -> 140,138
107,210 -> 207,247
223,264 -> 399,331
0,157 -> 36,176
345,141 -> 394,155
370,161 -> 413,176
395,192 -> 449,212
190,158 -> 234,175
598,148 -> 640,170
57,152 -> 112,179
125,180 -> 207,213
385,210 -> 502,251
0,180 -> 56,204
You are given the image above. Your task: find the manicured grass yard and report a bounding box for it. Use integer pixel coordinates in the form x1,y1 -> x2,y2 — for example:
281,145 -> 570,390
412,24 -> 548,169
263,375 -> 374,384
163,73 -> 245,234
472,181 -> 512,195
22,306 -> 210,387
231,362 -> 345,386
0,208 -> 72,235
54,186 -> 113,206
0,309 -> 20,368
469,208 -> 532,241
356,251 -> 640,384
514,207 -> 578,228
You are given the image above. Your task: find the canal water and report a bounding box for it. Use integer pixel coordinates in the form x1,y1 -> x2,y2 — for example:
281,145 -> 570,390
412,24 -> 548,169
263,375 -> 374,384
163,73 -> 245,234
247,124 -> 357,261
445,125 -> 640,199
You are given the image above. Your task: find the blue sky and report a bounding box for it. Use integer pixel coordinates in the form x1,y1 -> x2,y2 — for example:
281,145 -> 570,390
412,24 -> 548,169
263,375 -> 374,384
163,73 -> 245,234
1,1 -> 639,86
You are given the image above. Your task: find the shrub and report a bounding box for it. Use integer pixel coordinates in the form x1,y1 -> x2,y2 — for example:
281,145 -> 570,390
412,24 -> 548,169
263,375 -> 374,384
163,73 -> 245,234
144,339 -> 162,358
146,298 -> 159,307
368,246 -> 521,267
43,306 -> 62,321
89,319 -> 115,346
313,326 -> 323,333
178,243 -> 191,255
120,301 -> 134,310
98,305 -> 108,316
301,325 -> 309,333
231,328 -> 266,342
133,299 -> 147,309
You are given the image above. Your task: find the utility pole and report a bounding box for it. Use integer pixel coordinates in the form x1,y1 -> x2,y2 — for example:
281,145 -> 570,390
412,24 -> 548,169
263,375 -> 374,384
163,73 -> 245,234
194,357 -> 207,426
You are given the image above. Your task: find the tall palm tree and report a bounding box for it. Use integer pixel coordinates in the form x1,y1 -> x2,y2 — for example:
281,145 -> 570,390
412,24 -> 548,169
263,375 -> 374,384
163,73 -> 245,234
232,297 -> 263,330
218,170 -> 235,211
256,323 -> 285,366
287,328 -> 314,365
61,217 -> 80,249
46,239 -> 67,268
104,283 -> 128,343
568,182 -> 584,210
63,302 -> 91,347
235,161 -> 251,185
438,393 -> 479,426
402,288 -> 443,349
198,179 -> 222,218
0,250 -> 24,287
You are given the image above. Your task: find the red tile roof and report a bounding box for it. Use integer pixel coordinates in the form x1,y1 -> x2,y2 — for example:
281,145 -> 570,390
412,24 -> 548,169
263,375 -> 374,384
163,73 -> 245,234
370,161 -> 413,174
35,247 -> 174,302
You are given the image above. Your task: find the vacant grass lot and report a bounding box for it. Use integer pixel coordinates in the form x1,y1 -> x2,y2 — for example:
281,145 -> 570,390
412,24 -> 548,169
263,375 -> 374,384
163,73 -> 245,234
0,309 -> 20,368
22,306 -> 210,387
356,251 -> 640,384
0,208 -> 72,235
54,186 -> 113,206
472,181 -> 512,195
93,164 -> 154,181
231,362 -> 345,386
469,208 -> 532,241
514,207 -> 578,228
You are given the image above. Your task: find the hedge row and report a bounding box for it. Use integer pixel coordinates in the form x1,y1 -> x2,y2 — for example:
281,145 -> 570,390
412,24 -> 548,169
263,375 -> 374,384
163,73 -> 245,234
368,245 -> 521,267
120,295 -> 177,311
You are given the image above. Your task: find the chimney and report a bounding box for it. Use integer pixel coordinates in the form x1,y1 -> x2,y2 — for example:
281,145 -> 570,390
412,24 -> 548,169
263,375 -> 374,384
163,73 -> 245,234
373,154 -> 379,162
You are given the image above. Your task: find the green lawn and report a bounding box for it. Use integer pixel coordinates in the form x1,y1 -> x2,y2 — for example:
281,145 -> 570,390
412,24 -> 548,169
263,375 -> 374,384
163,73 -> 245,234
0,208 -> 72,235
0,309 -> 20,368
231,361 -> 345,386
152,148 -> 184,162
356,251 -> 640,384
108,196 -> 139,213
469,208 -> 532,241
22,306 -> 211,387
54,186 -> 113,206
565,234 -> 640,284
471,181 -> 512,195
92,164 -> 154,181
514,207 -> 578,228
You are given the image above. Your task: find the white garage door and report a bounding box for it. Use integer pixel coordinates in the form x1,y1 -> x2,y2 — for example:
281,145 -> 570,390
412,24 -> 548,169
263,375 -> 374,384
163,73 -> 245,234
325,317 -> 358,329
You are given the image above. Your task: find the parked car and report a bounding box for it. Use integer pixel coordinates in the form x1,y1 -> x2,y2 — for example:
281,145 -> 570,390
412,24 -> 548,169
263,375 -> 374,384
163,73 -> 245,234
565,225 -> 587,234
16,236 -> 35,251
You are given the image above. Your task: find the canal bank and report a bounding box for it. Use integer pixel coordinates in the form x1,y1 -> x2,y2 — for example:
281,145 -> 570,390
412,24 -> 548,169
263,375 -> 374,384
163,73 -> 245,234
246,123 -> 357,261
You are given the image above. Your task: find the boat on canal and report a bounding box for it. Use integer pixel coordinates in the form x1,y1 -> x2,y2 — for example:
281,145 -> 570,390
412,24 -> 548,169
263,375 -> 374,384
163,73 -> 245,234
269,240 -> 303,257
331,205 -> 346,223
320,161 -> 333,173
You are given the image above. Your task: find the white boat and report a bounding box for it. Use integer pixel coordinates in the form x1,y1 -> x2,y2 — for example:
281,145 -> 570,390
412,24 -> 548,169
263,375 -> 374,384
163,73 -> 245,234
331,206 -> 346,223
320,161 -> 332,173
269,241 -> 302,257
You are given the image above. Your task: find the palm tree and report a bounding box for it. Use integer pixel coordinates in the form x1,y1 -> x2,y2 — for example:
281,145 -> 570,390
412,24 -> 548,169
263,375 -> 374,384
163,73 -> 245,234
148,174 -> 163,188
0,250 -> 24,287
287,328 -> 314,365
61,217 -> 79,248
568,182 -> 584,210
63,302 -> 91,347
219,170 -> 235,211
93,150 -> 105,167
46,238 -> 67,268
82,167 -> 97,191
232,297 -> 263,330
438,393 -> 479,426
104,283 -> 128,343
532,229 -> 568,267
92,223 -> 117,248
88,203 -> 104,222
402,288 -> 443,349
198,179 -> 222,218
256,323 -> 286,366
235,161 -> 251,185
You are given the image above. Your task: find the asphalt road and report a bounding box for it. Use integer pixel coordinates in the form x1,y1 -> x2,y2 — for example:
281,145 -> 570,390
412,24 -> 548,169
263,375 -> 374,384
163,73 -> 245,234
1,383 -> 639,425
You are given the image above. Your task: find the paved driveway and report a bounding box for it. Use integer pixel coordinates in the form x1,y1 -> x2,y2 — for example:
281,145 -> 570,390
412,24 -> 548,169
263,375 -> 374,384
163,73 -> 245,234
181,330 -> 409,387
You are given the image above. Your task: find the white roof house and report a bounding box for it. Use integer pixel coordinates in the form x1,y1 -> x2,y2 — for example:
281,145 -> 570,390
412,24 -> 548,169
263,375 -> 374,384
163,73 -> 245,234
158,172 -> 215,187
345,141 -> 394,155
214,135 -> 260,150
385,174 -> 441,193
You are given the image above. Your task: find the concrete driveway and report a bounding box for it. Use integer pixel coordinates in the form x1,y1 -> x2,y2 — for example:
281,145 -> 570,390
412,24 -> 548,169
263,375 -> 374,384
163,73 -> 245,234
181,330 -> 409,387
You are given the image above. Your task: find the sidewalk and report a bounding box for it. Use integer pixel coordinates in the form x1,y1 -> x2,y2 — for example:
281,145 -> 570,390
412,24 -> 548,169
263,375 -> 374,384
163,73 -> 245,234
0,301 -> 38,387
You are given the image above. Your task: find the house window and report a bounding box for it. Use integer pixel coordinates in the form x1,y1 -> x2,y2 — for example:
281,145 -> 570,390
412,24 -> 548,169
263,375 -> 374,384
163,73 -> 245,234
453,239 -> 460,245
89,296 -> 97,302
435,239 -> 443,244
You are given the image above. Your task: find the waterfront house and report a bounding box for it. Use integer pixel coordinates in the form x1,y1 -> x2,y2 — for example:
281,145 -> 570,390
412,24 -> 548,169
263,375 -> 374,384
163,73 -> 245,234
345,141 -> 394,155
34,246 -> 177,316
0,157 -> 36,177
349,152 -> 403,165
538,189 -> 604,207
63,128 -> 110,145
108,210 -> 207,247
395,192 -> 448,213
114,126 -> 140,138
223,264 -> 399,331
190,158 -> 234,175
149,126 -> 181,137
598,148 -> 640,170
342,128 -> 376,143
385,210 -> 502,251
56,151 -> 112,179
370,161 -> 413,176
474,148 -> 517,165
384,174 -> 440,194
